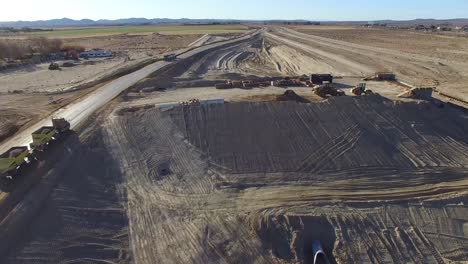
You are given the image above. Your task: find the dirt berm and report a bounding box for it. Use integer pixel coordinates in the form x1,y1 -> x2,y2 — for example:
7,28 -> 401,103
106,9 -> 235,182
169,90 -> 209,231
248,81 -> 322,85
103,94 -> 468,263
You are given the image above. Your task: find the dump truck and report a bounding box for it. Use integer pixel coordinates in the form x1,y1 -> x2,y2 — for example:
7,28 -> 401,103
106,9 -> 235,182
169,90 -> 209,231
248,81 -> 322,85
164,54 -> 177,62
0,118 -> 70,181
0,147 -> 31,180
30,118 -> 70,152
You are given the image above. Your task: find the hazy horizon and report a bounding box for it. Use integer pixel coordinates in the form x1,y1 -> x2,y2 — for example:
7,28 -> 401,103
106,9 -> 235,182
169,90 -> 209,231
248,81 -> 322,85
2,17 -> 468,23
2,0 -> 468,22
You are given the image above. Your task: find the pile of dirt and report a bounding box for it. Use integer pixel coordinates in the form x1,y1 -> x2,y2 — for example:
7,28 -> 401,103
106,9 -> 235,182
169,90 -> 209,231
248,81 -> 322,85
276,90 -> 310,103
169,95 -> 467,174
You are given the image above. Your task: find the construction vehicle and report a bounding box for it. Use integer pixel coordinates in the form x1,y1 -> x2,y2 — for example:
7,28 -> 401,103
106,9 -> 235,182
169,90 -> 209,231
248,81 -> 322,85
0,118 -> 70,181
0,147 -> 32,180
30,118 -> 71,152
164,54 -> 177,62
48,63 -> 60,70
313,82 -> 345,97
310,74 -> 333,85
351,82 -> 373,96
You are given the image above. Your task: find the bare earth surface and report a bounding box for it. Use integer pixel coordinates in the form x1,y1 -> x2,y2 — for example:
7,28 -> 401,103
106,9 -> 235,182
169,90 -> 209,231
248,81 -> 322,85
289,26 -> 468,101
0,33 -> 232,146
1,26 -> 468,264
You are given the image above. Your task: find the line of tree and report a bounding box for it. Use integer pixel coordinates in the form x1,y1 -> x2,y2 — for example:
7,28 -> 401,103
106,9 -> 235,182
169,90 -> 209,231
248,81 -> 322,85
0,37 -> 63,60
0,27 -> 53,33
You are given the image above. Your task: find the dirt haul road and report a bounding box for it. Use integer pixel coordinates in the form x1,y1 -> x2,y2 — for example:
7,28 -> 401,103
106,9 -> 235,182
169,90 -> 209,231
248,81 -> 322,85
0,30 -> 259,154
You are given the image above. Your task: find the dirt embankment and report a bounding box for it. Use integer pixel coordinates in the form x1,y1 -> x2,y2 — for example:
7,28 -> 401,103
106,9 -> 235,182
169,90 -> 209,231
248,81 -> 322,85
103,95 -> 468,263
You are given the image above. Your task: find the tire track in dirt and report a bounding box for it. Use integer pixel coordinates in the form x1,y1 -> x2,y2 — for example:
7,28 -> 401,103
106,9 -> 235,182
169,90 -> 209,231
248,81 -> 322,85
274,27 -> 468,85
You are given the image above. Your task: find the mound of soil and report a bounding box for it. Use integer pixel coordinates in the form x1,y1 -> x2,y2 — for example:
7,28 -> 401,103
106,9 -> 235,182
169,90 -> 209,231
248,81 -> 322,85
276,90 -> 310,103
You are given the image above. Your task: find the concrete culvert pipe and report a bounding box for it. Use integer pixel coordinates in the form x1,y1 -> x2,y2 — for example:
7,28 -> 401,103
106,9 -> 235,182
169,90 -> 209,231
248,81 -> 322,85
312,240 -> 330,264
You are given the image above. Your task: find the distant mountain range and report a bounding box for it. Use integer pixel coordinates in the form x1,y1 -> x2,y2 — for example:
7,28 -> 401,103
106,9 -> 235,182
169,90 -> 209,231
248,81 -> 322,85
0,18 -> 244,27
0,17 -> 467,28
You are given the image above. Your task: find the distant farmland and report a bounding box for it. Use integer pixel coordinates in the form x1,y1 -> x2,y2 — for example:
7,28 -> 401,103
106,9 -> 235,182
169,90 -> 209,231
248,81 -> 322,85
9,24 -> 249,38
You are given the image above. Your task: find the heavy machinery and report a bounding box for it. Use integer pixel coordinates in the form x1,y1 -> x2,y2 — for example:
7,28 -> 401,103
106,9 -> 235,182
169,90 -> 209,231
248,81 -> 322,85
0,118 -> 71,181
0,147 -> 31,180
30,118 -> 71,152
164,54 -> 177,62
351,82 -> 372,96
48,62 -> 60,70
313,81 -> 345,97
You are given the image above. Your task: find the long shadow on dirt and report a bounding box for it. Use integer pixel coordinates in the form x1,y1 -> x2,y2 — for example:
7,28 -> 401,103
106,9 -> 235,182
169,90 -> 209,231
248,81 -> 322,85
2,128 -> 130,264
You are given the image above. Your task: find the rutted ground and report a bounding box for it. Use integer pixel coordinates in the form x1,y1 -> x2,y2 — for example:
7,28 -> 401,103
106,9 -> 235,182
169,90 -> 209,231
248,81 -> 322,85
105,96 -> 468,263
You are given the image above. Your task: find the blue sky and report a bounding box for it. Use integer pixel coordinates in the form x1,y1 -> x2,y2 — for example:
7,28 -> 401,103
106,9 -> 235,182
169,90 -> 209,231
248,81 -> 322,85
1,0 -> 467,21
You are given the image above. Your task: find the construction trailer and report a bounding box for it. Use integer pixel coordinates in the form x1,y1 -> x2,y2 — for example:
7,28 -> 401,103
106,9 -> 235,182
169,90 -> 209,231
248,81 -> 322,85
310,74 -> 333,85
0,147 -> 31,180
79,49 -> 113,58
368,72 -> 396,81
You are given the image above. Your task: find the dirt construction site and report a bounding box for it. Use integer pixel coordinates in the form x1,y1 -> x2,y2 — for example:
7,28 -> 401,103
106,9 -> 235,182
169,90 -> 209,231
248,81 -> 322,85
0,25 -> 468,264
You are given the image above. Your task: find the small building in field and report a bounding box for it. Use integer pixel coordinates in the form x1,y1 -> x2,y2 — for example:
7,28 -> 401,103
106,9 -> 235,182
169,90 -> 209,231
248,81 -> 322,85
80,49 -> 113,58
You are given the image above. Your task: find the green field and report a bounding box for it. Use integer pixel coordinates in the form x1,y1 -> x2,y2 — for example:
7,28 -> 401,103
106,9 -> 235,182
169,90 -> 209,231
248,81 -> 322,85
23,24 -> 249,38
